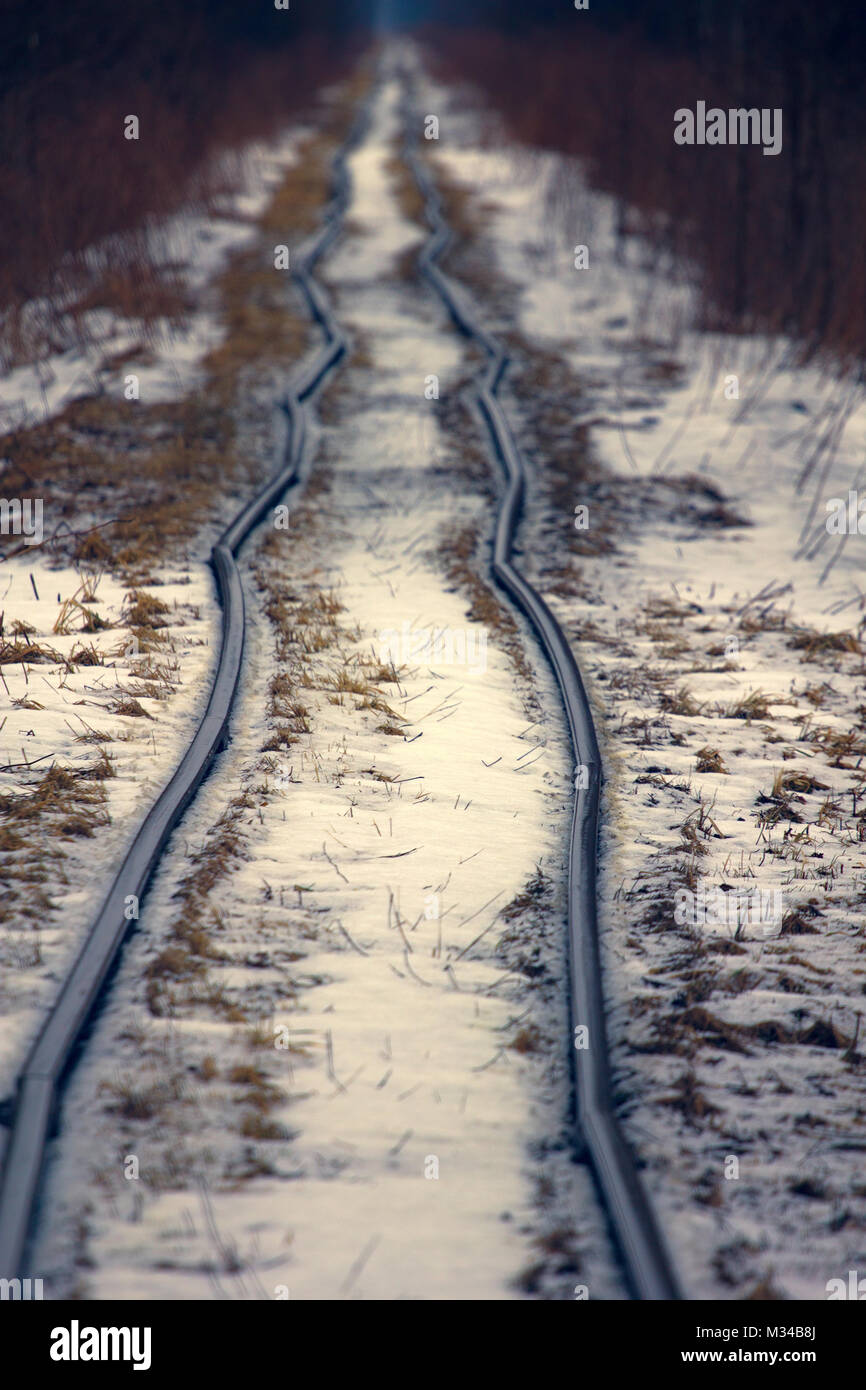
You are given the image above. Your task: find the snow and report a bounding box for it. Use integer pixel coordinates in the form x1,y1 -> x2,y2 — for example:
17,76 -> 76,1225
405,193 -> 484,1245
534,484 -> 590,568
0,131 -> 309,433
0,126 -> 312,1135
0,554 -> 218,1099
424,62 -> 866,1299
13,44 -> 865,1303
29,70 -> 622,1301
0,116 -> 322,1106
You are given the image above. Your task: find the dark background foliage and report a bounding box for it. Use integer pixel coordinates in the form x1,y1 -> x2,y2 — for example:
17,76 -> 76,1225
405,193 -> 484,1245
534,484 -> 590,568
0,1 -> 369,321
2,0 -> 862,363
416,0 -> 866,363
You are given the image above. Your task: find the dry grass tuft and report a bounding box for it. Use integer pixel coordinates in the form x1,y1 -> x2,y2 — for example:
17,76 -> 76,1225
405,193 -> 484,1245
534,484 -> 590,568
124,591 -> 170,630
439,522 -> 532,684
722,689 -> 776,721
788,628 -> 861,661
660,684 -> 701,716
695,746 -> 728,774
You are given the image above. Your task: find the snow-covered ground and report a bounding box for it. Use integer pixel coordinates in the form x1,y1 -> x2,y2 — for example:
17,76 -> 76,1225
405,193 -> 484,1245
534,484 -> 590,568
422,61 -> 866,1299
8,44 -> 866,1303
29,73 -> 622,1301
0,131 -> 309,431
0,123 -> 311,1148
0,558 -> 216,1098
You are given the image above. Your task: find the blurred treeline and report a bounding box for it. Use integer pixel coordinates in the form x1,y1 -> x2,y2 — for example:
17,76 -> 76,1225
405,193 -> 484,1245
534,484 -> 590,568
0,0 -> 369,342
426,0 -> 866,364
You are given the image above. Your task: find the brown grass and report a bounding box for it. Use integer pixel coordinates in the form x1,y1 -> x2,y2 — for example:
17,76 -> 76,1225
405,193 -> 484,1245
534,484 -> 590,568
722,690 -> 777,721
430,19 -> 866,367
0,762 -> 112,927
660,685 -> 701,716
695,747 -> 728,774
438,522 -> 532,685
0,71 -> 369,581
0,27 -> 367,368
788,628 -> 862,661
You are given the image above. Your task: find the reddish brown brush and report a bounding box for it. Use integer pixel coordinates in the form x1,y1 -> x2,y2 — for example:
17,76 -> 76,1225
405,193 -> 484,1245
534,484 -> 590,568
428,22 -> 866,367
0,20 -> 362,365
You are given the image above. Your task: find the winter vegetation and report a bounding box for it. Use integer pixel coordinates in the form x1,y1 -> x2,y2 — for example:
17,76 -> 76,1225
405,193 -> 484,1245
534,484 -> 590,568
0,0 -> 864,1318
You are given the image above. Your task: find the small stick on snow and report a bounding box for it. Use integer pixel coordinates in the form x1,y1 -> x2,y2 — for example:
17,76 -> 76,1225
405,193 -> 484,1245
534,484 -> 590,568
325,1030 -> 347,1093
452,909 -> 504,964
455,890 -> 504,932
472,1048 -> 506,1073
0,750 -> 57,772
334,918 -> 368,956
339,1235 -> 381,1296
322,842 -> 349,883
388,1129 -> 413,1157
403,949 -> 430,985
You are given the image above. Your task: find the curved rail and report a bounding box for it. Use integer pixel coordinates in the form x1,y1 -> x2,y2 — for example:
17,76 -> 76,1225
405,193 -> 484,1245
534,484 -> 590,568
402,77 -> 682,1301
0,89 -> 370,1282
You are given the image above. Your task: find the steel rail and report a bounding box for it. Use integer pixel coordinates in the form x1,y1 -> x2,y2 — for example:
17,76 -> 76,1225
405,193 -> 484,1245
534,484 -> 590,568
402,76 -> 682,1302
0,90 -> 371,1283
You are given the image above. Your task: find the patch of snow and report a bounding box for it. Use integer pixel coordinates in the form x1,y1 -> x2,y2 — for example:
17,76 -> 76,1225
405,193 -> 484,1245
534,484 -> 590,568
425,58 -> 866,1300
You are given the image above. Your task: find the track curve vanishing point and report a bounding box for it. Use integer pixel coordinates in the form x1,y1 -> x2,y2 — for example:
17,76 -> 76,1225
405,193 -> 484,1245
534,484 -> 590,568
0,87 -> 373,1282
401,69 -> 682,1302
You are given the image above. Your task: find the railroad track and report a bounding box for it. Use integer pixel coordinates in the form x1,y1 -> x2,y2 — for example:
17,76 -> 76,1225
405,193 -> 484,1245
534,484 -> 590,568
0,90 -> 372,1283
1,60 -> 681,1300
401,69 -> 682,1301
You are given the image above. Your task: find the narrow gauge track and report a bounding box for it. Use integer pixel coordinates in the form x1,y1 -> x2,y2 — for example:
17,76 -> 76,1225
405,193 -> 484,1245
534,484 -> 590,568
0,93 -> 372,1282
401,73 -> 682,1301
1,63 -> 681,1300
